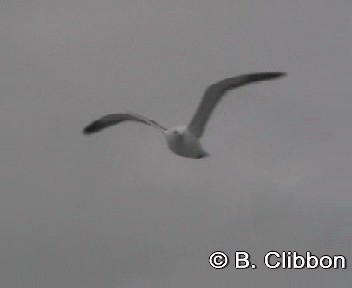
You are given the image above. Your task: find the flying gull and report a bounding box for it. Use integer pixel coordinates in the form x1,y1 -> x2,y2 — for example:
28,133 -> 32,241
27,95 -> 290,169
83,72 -> 286,159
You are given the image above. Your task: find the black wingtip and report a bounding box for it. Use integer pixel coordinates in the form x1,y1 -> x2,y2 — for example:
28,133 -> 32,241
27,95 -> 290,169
262,72 -> 287,78
247,71 -> 287,83
82,122 -> 101,135
274,72 -> 287,77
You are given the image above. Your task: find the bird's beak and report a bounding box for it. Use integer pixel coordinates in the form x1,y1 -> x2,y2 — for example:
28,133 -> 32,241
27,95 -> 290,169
202,151 -> 210,158
196,151 -> 210,159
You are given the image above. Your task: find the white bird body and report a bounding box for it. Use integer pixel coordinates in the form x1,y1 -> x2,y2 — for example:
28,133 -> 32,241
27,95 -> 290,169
83,72 -> 286,159
164,126 -> 209,159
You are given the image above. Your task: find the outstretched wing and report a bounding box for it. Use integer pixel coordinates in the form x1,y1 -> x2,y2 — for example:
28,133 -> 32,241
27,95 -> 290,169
83,112 -> 166,135
187,72 -> 286,138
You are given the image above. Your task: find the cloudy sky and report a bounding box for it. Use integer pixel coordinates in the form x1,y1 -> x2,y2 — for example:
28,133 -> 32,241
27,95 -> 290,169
1,0 -> 351,287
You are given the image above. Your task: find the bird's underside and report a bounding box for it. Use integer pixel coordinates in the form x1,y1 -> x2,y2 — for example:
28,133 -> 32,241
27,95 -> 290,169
83,72 -> 286,158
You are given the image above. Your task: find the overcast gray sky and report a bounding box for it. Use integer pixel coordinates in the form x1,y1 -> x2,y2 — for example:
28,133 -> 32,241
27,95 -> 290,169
1,0 -> 351,287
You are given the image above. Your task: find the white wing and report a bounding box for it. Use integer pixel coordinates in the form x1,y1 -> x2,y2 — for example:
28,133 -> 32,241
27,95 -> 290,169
83,112 -> 166,135
187,72 -> 286,138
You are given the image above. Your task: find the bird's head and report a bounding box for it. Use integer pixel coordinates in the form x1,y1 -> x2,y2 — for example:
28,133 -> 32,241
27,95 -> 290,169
166,126 -> 185,137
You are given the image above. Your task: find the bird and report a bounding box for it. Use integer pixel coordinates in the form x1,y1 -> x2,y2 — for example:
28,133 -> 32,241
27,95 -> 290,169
83,72 -> 286,159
